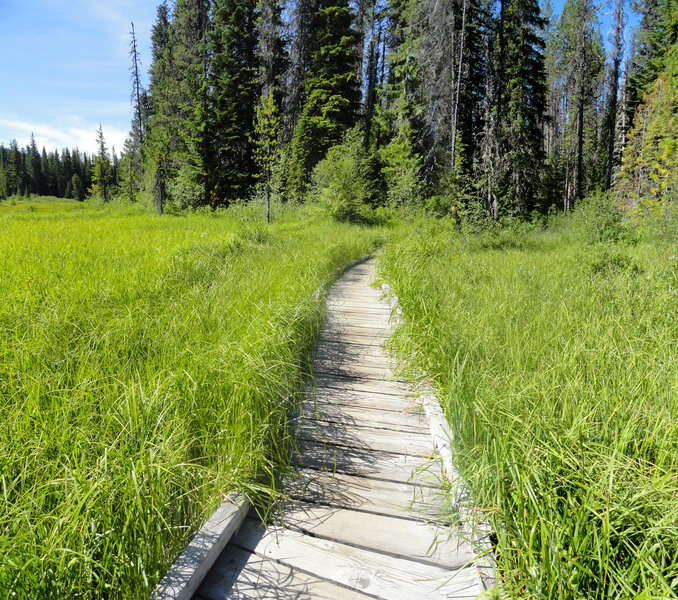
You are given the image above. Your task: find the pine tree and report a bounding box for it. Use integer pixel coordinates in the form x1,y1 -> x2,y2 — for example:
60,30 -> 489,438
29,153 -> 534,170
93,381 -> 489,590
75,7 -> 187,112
125,21 -> 145,201
617,43 -> 678,216
496,0 -> 547,213
0,145 -> 7,199
626,0 -> 678,121
599,0 -> 625,189
286,0 -> 361,198
172,0 -> 212,206
252,92 -> 281,221
25,134 -> 42,196
553,0 -> 604,209
7,140 -> 21,196
285,0 -> 311,139
91,125 -> 113,202
144,1 -> 175,199
70,173 -> 86,201
209,0 -> 258,204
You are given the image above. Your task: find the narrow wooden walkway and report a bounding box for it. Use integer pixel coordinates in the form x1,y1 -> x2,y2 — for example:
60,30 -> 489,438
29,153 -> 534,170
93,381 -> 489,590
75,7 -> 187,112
194,259 -> 482,599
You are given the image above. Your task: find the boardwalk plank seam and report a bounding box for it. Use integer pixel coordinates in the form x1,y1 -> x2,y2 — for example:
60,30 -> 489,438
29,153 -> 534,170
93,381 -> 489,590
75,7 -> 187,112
192,258 -> 485,599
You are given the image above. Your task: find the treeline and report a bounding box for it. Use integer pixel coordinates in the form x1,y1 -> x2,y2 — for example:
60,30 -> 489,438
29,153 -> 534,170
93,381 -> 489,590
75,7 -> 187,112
0,137 -> 95,201
93,0 -> 678,217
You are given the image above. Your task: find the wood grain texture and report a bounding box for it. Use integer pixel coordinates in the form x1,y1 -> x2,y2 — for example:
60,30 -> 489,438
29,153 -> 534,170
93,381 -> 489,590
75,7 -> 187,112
230,520 -> 481,600
286,468 -> 449,520
153,495 -> 249,600
196,545 -> 371,600
193,258 -> 483,600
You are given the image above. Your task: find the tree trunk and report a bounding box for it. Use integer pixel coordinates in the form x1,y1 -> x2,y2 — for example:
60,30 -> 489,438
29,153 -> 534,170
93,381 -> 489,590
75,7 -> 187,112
604,0 -> 624,189
451,0 -> 468,168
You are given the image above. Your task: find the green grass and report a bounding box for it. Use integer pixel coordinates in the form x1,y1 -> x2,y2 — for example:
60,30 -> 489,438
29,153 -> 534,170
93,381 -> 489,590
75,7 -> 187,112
0,195 -> 86,214
379,217 -> 678,598
0,201 -> 385,598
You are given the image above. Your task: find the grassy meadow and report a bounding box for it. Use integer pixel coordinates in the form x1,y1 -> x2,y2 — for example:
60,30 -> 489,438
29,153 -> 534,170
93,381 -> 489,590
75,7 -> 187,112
2,193 -> 676,599
0,200 -> 384,598
379,213 -> 678,598
0,195 -> 87,215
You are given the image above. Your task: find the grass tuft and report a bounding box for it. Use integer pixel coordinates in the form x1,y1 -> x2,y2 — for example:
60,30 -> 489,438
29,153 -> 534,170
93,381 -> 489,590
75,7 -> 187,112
0,202 -> 384,598
379,217 -> 678,598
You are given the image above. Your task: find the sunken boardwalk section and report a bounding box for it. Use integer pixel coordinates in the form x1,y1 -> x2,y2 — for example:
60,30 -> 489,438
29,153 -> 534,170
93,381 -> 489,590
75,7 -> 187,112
194,259 -> 482,599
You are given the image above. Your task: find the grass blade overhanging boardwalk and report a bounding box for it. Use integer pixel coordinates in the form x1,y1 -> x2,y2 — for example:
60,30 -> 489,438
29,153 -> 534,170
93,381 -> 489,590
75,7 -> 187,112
379,218 -> 678,598
0,206 -> 385,599
193,259 -> 486,599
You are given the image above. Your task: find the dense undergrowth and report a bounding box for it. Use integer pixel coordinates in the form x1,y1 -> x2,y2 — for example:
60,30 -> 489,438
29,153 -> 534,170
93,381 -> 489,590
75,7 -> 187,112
380,209 -> 678,598
0,201 -> 384,598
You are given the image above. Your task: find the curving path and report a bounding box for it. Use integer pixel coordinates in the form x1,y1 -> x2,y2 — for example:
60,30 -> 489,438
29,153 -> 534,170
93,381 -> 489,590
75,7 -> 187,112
193,259 -> 483,599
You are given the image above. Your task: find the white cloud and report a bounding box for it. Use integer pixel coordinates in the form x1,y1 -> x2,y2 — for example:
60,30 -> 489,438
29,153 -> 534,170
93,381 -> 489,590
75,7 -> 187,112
70,0 -> 155,61
0,118 -> 128,156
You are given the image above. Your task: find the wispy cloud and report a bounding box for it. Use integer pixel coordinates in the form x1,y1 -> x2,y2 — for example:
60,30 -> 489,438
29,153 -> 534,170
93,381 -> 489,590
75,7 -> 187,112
0,118 -> 128,155
71,0 -> 155,60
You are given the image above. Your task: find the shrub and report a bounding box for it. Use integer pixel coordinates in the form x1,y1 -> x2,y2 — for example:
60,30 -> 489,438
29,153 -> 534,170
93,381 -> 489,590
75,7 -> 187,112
576,190 -> 626,243
311,129 -> 374,224
379,123 -> 423,208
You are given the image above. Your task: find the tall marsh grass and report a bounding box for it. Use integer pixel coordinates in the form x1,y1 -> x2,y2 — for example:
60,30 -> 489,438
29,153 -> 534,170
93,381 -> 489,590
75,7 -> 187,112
0,204 -> 383,598
380,217 -> 678,598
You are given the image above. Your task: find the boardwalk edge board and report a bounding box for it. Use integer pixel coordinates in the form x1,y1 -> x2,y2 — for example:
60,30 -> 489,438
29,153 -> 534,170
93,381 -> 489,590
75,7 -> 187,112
152,254 -> 372,600
380,281 -> 499,594
151,494 -> 249,600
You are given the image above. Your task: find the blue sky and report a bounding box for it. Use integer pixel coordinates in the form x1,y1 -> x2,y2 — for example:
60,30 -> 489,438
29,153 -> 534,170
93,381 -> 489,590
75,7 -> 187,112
0,0 -> 638,157
0,0 -> 158,155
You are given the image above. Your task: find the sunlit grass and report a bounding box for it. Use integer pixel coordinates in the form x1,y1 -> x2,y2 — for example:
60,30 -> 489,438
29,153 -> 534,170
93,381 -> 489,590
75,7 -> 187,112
379,217 -> 678,598
0,195 -> 86,214
0,202 -> 384,598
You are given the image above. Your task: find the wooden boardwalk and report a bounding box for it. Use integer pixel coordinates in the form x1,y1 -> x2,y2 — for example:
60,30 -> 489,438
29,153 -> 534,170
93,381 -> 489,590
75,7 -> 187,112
193,259 -> 483,599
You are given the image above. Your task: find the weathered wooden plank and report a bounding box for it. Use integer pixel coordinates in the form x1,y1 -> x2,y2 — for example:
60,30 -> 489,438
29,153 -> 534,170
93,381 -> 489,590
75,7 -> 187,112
312,360 -> 402,383
317,334 -> 386,349
325,304 -> 391,315
325,311 -> 392,324
301,398 -> 426,433
315,337 -> 386,355
196,545 -> 371,600
232,520 -> 481,600
312,345 -> 396,370
308,386 -> 423,414
153,495 -> 249,600
295,440 -> 443,486
325,304 -> 392,316
278,500 -> 474,569
298,420 -> 435,457
320,324 -> 390,340
314,374 -> 416,397
286,468 -> 449,521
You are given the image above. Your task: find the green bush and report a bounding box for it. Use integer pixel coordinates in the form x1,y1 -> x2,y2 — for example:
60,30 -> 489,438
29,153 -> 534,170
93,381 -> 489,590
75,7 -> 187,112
576,190 -> 627,243
311,129 -> 375,224
379,122 -> 423,208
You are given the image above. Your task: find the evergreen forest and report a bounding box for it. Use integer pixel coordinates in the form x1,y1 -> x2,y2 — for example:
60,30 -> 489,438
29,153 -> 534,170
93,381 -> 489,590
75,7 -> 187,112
1,0 -> 677,597
2,0 -> 675,220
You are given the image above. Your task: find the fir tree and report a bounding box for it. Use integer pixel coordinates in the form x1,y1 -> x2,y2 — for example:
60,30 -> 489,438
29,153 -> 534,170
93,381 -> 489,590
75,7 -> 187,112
172,0 -> 212,206
557,0 -> 604,208
496,0 -> 547,213
286,0 -> 361,198
91,125 -> 113,202
252,91 -> 281,221
209,0 -> 258,204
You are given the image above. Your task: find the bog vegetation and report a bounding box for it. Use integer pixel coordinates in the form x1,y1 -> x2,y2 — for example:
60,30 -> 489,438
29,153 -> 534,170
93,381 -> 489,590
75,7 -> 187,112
0,0 -> 676,597
0,199 -> 384,597
380,205 -> 678,598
